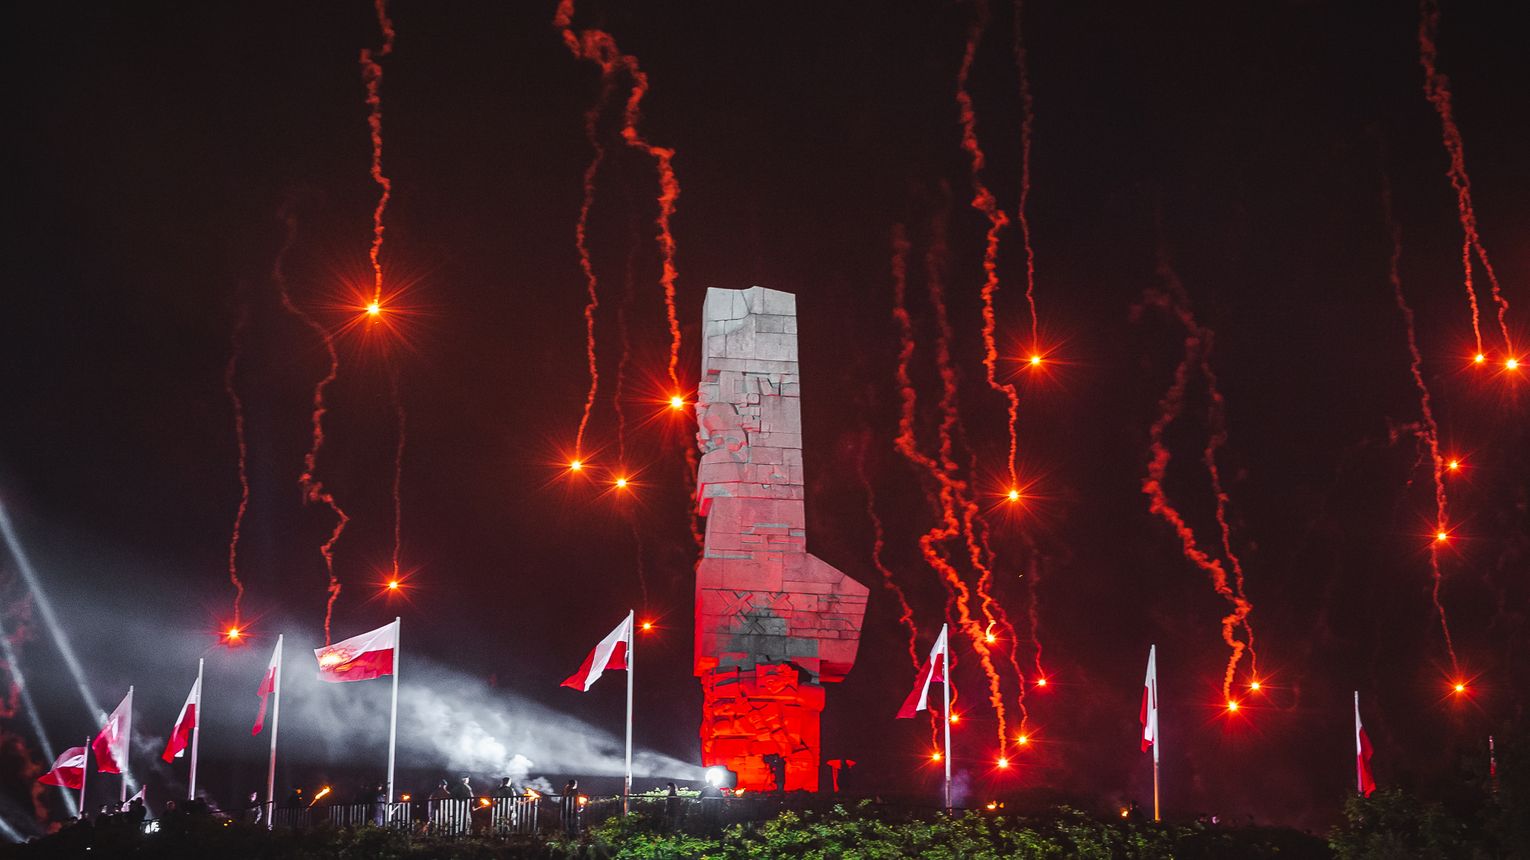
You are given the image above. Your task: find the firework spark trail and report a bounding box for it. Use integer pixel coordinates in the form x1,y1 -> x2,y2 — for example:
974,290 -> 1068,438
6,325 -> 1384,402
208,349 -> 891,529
361,0 -> 395,307
957,0 -> 1021,490
1381,174 -> 1461,673
890,222 -> 1011,747
1011,0 -> 1040,350
1202,358 -> 1258,678
223,305 -> 250,625
555,2 -> 683,392
1019,530 -> 1046,679
855,427 -> 920,672
1418,0 -> 1512,354
572,76 -> 614,459
273,210 -> 350,645
1139,257 -> 1253,698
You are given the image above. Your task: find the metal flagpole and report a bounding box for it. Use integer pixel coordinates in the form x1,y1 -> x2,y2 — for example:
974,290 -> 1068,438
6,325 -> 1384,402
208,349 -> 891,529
942,623 -> 951,811
386,617 -> 400,804
1354,691 -> 1362,796
188,659 -> 204,800
624,609 -> 634,815
121,686 -> 133,805
79,735 -> 89,813
1150,646 -> 1159,823
266,635 -> 283,829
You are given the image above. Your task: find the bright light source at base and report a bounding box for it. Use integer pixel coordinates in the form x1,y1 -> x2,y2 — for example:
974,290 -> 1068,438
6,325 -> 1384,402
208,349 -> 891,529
704,767 -> 728,787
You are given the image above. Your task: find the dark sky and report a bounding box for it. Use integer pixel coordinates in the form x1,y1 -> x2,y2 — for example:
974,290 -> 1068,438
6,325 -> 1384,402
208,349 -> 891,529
3,0 -> 1527,833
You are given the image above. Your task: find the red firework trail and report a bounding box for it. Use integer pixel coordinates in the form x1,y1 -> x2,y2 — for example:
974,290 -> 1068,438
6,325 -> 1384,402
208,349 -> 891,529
223,304 -> 250,626
1201,356 -> 1259,677
855,426 -> 921,672
389,367 -> 406,580
555,2 -> 683,392
273,210 -> 350,645
1418,0 -> 1513,355
1139,257 -> 1253,698
572,74 -> 614,459
1011,0 -> 1040,351
890,221 -> 1011,747
360,0 -> 395,307
957,0 -> 1021,490
1381,174 -> 1460,673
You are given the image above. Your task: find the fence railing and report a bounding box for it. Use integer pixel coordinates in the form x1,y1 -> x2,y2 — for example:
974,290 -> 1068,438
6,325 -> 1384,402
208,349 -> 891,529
267,797 -> 540,836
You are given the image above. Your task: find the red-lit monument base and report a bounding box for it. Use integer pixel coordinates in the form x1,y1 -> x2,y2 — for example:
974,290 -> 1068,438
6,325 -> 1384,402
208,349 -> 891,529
699,663 -> 826,792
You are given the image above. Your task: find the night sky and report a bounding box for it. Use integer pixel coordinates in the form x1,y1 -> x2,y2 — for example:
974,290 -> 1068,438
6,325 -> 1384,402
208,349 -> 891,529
3,0 -> 1527,834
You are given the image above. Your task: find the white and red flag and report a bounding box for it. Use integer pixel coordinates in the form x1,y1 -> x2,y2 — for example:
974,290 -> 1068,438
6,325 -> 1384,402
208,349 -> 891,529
561,614 -> 632,691
1355,691 -> 1376,797
1141,645 -> 1159,756
897,626 -> 949,718
92,689 -> 133,775
36,747 -> 87,790
314,621 -> 397,683
161,675 -> 201,763
253,638 -> 281,734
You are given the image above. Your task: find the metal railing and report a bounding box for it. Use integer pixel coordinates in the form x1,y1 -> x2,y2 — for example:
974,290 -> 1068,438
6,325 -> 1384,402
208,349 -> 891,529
267,797 -> 539,836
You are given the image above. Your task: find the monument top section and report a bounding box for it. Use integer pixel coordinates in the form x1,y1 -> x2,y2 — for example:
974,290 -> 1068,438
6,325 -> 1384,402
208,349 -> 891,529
702,286 -> 799,374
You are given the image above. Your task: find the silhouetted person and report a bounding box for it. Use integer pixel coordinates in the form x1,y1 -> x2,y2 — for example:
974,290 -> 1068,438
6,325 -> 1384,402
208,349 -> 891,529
282,787 -> 305,809
664,782 -> 682,831
491,777 -> 517,798
449,774 -> 473,801
763,753 -> 787,792
123,798 -> 147,830
559,779 -> 580,836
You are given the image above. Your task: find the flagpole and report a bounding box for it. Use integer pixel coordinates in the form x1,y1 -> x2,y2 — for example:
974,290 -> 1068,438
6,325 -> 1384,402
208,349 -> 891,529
624,609 -> 634,816
942,623 -> 951,811
1354,691 -> 1362,796
1150,646 -> 1159,823
266,635 -> 283,829
121,686 -> 132,805
188,658 -> 203,800
386,617 -> 400,804
80,735 -> 89,813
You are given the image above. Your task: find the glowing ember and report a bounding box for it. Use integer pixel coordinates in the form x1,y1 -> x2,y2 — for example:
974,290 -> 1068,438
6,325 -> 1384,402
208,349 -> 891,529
1226,700 -> 1240,712
568,459 -> 583,472
1474,353 -> 1486,364
1453,682 -> 1467,694
1447,459 -> 1460,471
1508,358 -> 1520,370
997,757 -> 1009,768
640,621 -> 653,631
226,627 -> 242,641
386,580 -> 400,590
1436,530 -> 1450,543
614,477 -> 628,489
318,652 -> 344,667
1007,488 -> 1021,502
669,395 -> 685,410
948,713 -> 960,724
366,302 -> 381,317
930,752 -> 942,762
1017,734 -> 1029,745
1034,677 -> 1047,687
1248,680 -> 1261,691
1028,355 -> 1042,366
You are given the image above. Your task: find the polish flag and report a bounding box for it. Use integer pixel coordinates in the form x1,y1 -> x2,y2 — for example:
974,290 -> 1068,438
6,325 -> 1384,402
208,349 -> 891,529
561,615 -> 632,691
253,639 -> 280,734
161,675 -> 200,763
37,747 -> 88,790
897,626 -> 949,718
314,621 -> 397,683
1141,645 -> 1159,755
1355,691 -> 1376,797
93,689 -> 133,775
